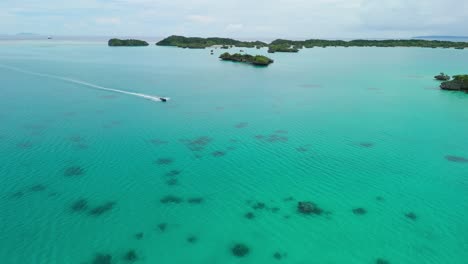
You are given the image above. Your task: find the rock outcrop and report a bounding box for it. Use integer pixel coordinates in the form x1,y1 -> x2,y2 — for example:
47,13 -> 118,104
440,75 -> 468,91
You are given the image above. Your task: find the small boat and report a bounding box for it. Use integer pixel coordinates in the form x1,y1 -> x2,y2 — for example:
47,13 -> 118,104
159,97 -> 167,102
47,36 -> 52,39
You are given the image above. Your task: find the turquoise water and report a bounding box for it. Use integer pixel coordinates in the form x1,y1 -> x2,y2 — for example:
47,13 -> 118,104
1,41 -> 468,264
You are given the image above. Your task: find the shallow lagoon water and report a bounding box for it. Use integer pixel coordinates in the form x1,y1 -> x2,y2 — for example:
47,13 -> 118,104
0,41 -> 468,264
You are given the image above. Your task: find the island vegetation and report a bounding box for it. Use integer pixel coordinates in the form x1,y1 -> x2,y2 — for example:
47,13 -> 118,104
108,38 -> 149,46
219,52 -> 273,66
268,45 -> 300,53
155,36 -> 468,52
440,74 -> 468,91
434,73 -> 451,81
269,39 -> 468,49
156,35 -> 268,49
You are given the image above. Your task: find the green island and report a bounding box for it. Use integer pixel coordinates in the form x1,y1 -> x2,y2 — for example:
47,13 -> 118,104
219,52 -> 274,66
269,38 -> 468,49
156,35 -> 268,49
440,74 -> 468,91
268,45 -> 299,53
155,36 -> 468,52
108,38 -> 149,46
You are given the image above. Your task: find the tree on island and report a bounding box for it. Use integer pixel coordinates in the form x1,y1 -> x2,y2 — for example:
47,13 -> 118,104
439,74 -> 468,91
108,38 -> 149,46
155,35 -> 468,52
156,35 -> 268,49
219,52 -> 274,66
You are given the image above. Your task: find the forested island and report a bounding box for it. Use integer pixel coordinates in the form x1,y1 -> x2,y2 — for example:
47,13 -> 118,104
439,75 -> 468,91
156,35 -> 268,49
268,45 -> 299,53
269,39 -> 468,49
219,53 -> 274,66
108,38 -> 149,46
155,35 -> 468,52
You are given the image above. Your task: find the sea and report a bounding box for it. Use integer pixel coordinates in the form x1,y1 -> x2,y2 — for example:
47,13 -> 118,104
0,37 -> 467,264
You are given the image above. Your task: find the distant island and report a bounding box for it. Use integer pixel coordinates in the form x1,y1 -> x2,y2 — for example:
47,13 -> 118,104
268,45 -> 299,53
219,53 -> 274,66
414,36 -> 468,40
268,38 -> 468,49
108,38 -> 149,46
439,75 -> 468,91
156,35 -> 268,49
154,36 -> 468,52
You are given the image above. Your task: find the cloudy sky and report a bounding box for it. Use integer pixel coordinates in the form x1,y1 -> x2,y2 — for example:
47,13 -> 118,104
1,0 -> 467,38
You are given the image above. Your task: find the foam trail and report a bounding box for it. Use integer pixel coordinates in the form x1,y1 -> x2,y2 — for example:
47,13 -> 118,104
0,64 -> 167,102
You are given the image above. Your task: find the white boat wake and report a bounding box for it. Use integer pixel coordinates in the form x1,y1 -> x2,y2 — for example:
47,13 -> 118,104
0,64 -> 167,102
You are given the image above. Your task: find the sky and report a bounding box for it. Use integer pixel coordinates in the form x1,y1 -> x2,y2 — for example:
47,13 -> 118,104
1,0 -> 468,39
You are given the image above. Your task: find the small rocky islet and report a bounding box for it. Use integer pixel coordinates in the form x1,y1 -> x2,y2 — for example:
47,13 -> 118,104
437,74 -> 468,92
108,38 -> 149,46
219,52 -> 274,66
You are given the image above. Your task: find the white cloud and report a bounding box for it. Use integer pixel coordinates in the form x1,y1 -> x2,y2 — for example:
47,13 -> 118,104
225,23 -> 243,32
359,0 -> 468,35
186,15 -> 215,24
0,0 -> 467,37
95,17 -> 121,25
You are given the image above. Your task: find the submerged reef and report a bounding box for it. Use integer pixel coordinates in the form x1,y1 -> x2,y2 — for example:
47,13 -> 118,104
212,151 -> 226,157
10,191 -> 25,199
157,223 -> 167,232
16,141 -> 33,149
187,235 -> 198,243
405,212 -> 418,221
187,197 -> 204,204
123,250 -> 139,262
155,158 -> 174,165
91,253 -> 112,264
359,142 -> 374,148
375,258 -> 390,264
252,202 -> 266,210
165,170 -> 182,177
88,202 -> 116,216
71,199 -> 88,212
180,136 -> 213,152
297,201 -> 323,215
160,195 -> 183,204
134,232 -> 144,240
231,243 -> 250,257
296,145 -> 311,152
273,251 -> 287,260
165,178 -> 179,186
29,184 -> 46,192
150,139 -> 168,146
352,207 -> 367,215
445,155 -> 468,163
235,122 -> 249,128
64,166 -> 85,177
255,134 -> 288,143
244,212 -> 255,219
